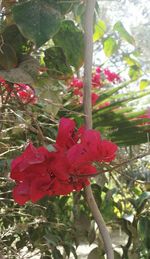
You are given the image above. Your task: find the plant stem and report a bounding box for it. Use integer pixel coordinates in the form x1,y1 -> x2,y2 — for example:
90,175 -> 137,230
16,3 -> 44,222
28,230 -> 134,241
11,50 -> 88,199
83,1 -> 114,258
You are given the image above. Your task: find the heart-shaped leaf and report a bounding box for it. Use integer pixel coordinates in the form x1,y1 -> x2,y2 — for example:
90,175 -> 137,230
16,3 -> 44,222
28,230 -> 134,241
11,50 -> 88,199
53,20 -> 84,69
12,0 -> 62,47
103,37 -> 118,57
93,20 -> 106,42
114,21 -> 135,45
0,67 -> 34,85
44,47 -> 73,79
0,43 -> 18,70
2,24 -> 30,56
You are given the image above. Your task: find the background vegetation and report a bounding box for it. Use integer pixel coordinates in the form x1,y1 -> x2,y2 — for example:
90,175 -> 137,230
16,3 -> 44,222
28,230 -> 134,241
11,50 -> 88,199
0,0 -> 150,258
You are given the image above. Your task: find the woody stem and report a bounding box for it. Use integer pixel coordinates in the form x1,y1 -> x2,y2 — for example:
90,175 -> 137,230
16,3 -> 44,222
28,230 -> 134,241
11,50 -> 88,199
83,1 -> 114,258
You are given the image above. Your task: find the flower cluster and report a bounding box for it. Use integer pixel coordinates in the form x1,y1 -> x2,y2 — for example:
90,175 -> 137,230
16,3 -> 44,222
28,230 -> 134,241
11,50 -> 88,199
10,117 -> 118,205
68,67 -> 121,106
0,77 -> 37,104
104,69 -> 121,83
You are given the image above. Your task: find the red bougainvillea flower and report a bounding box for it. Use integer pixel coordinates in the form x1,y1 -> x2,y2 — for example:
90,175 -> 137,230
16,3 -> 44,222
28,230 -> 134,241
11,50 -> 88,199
0,77 -> 37,104
92,73 -> 101,88
70,77 -> 83,89
13,180 -> 31,206
96,67 -> 102,73
55,117 -> 76,150
104,69 -> 120,83
10,117 -> 118,205
11,143 -> 51,181
91,92 -> 99,105
14,83 -> 37,104
11,143 -> 55,205
73,88 -> 83,97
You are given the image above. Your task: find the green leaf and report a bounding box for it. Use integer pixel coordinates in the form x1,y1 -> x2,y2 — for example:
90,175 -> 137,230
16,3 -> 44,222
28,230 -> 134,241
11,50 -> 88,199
128,65 -> 142,80
87,247 -> 105,259
93,20 -> 106,42
2,24 -> 30,56
44,47 -> 73,79
139,79 -> 150,90
0,67 -> 34,85
53,20 -> 84,69
73,2 -> 86,26
0,43 -> 18,70
12,0 -> 61,47
52,248 -> 63,259
114,21 -> 135,45
0,55 -> 39,84
136,192 -> 150,209
46,0 -> 74,15
123,54 -> 141,67
138,216 -> 150,250
57,0 -> 73,15
103,37 -> 118,57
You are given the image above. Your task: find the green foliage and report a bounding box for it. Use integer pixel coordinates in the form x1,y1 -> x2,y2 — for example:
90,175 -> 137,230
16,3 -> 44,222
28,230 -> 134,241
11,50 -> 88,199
12,0 -> 62,47
113,21 -> 135,45
0,0 -> 150,258
0,43 -> 17,70
139,79 -> 150,90
93,20 -> 106,42
103,37 -> 118,57
53,20 -> 84,69
44,47 -> 73,79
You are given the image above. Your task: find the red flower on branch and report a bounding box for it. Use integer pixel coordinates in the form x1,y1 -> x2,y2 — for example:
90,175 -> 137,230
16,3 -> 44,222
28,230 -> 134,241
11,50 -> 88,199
10,118 -> 118,205
104,69 -> 121,83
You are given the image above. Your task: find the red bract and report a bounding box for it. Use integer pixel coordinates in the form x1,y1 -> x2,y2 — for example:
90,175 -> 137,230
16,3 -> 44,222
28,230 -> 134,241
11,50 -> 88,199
10,118 -> 118,205
13,180 -> 30,205
91,93 -> 99,105
0,77 -> 37,104
96,67 -> 102,73
11,143 -> 51,181
55,117 -> 76,150
104,69 -> 120,83
70,77 -> 83,89
92,73 -> 101,88
14,83 -> 37,104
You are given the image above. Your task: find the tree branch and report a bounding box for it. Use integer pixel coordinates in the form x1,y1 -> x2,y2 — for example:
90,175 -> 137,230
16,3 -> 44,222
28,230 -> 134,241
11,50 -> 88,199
83,1 -> 114,258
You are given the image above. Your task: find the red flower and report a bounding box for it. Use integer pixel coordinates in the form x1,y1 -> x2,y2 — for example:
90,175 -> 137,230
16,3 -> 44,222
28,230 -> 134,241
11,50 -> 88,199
92,73 -> 101,87
10,118 -> 118,205
10,143 -> 51,181
14,83 -> 37,104
104,69 -> 120,83
70,77 -> 83,89
96,67 -> 102,73
91,93 -> 99,105
13,180 -> 30,206
30,174 -> 51,202
55,117 -> 76,150
49,178 -> 74,196
50,151 -> 71,180
99,140 -> 118,162
73,88 -> 83,97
